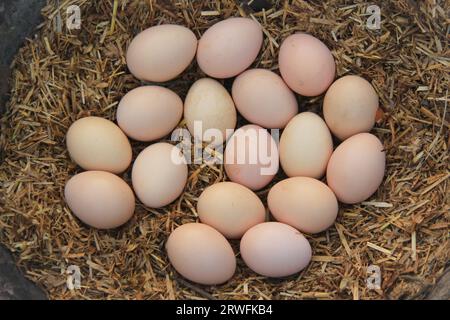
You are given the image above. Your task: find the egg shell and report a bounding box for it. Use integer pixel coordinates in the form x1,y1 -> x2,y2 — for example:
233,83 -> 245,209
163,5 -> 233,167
240,222 -> 312,278
197,17 -> 263,78
126,24 -> 197,82
323,75 -> 379,140
268,177 -> 338,234
117,86 -> 183,142
166,223 -> 236,285
279,33 -> 335,96
232,69 -> 298,129
132,143 -> 187,208
66,116 -> 132,174
197,182 -> 266,239
224,124 -> 279,190
64,171 -> 135,229
279,112 -> 333,178
184,78 -> 237,144
326,133 -> 385,204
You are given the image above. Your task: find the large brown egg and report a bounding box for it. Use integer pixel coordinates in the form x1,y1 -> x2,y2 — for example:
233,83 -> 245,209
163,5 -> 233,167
66,116 -> 132,174
64,171 -> 135,229
326,133 -> 385,204
279,33 -> 335,96
232,69 -> 298,129
126,24 -> 197,82
166,223 -> 236,285
197,17 -> 263,78
323,75 -> 379,140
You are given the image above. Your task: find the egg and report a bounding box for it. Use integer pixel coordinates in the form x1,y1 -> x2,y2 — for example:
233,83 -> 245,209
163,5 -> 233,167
279,112 -> 333,178
224,124 -> 279,190
166,223 -> 236,285
197,17 -> 263,78
326,133 -> 385,204
279,33 -> 335,96
240,222 -> 312,278
126,24 -> 197,82
66,116 -> 132,174
232,69 -> 298,129
323,75 -> 379,140
116,86 -> 183,142
64,171 -> 135,229
184,78 -> 237,144
132,143 -> 188,208
197,182 -> 265,239
268,177 -> 338,234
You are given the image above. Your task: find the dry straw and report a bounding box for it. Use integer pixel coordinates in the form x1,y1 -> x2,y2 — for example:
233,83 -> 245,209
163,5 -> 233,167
0,0 -> 448,299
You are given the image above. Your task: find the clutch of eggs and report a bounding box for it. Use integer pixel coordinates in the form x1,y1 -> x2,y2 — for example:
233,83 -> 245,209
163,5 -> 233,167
62,18 -> 387,286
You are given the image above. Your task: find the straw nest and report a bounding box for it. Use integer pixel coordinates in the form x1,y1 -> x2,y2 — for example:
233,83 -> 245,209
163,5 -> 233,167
0,0 -> 448,300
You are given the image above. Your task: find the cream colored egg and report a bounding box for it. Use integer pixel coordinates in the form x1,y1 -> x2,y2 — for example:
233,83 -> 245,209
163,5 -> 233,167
117,86 -> 183,142
126,24 -> 197,82
279,33 -> 335,96
184,78 -> 237,144
132,143 -> 187,208
166,223 -> 236,285
197,182 -> 266,239
224,124 -> 279,190
240,222 -> 312,278
64,171 -> 135,229
279,112 -> 333,178
323,75 -> 379,140
232,69 -> 298,129
197,17 -> 263,78
326,133 -> 385,204
66,116 -> 132,174
268,177 -> 338,234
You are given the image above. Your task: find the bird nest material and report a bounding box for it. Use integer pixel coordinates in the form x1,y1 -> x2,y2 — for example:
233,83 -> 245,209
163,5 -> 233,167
0,0 -> 449,300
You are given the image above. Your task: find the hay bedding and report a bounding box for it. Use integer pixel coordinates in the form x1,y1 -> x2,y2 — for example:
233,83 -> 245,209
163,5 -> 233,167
0,0 -> 448,300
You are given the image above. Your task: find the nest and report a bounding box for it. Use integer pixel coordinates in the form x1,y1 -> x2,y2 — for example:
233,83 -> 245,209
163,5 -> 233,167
0,0 -> 449,300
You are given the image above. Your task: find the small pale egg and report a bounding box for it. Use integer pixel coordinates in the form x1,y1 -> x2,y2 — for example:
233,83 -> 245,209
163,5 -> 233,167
240,222 -> 312,278
132,142 -> 187,208
327,133 -> 385,204
126,24 -> 197,82
197,182 -> 266,239
279,33 -> 335,96
279,112 -> 333,178
184,78 -> 237,144
117,86 -> 183,142
232,69 -> 298,129
323,75 -> 379,140
66,116 -> 132,174
64,171 -> 135,229
224,124 -> 279,190
268,177 -> 338,234
197,17 -> 263,78
166,223 -> 236,285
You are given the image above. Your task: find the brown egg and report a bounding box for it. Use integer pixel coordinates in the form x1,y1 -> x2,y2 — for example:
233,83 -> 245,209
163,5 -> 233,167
279,33 -> 335,96
268,177 -> 338,234
166,223 -> 236,285
279,112 -> 333,178
240,222 -> 312,278
197,182 -> 266,239
126,24 -> 197,82
323,75 -> 379,140
232,69 -> 298,129
66,116 -> 132,174
132,143 -> 187,208
117,86 -> 183,142
326,133 -> 385,204
64,171 -> 135,229
184,78 -> 237,144
197,17 -> 263,78
224,124 -> 279,190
